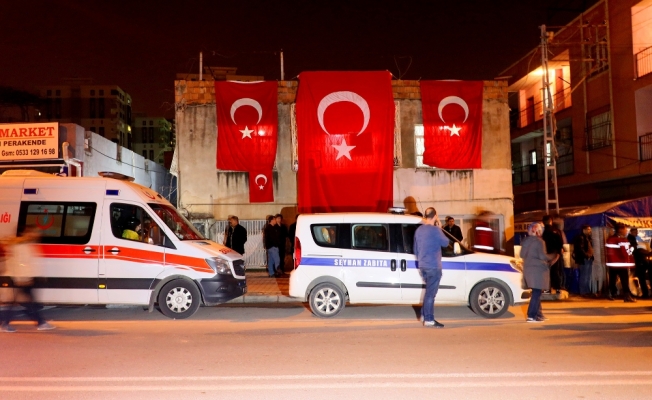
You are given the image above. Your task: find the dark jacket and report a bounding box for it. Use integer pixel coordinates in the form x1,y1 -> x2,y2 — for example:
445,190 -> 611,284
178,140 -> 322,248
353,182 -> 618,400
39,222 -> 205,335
225,224 -> 247,255
276,223 -> 288,252
521,236 -> 555,290
263,223 -> 280,249
444,224 -> 463,242
572,233 -> 593,264
542,225 -> 563,254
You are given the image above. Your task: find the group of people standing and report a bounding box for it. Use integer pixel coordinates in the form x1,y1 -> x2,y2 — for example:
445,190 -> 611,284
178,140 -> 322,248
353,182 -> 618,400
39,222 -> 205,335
263,214 -> 294,277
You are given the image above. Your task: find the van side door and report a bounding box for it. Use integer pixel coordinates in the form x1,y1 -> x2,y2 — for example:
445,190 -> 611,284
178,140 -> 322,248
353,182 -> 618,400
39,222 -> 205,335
395,223 -> 466,303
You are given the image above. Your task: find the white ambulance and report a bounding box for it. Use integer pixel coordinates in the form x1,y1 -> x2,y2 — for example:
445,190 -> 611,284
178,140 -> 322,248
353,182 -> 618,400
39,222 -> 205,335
0,170 -> 246,319
289,212 -> 529,318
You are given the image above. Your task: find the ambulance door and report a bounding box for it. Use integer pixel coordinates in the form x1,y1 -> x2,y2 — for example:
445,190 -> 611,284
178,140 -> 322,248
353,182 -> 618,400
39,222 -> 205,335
396,223 -> 466,303
99,201 -> 167,304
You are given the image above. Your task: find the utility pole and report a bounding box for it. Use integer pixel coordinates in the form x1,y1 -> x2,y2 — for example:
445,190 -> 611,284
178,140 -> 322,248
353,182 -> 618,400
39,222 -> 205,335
280,50 -> 285,81
540,24 -> 560,215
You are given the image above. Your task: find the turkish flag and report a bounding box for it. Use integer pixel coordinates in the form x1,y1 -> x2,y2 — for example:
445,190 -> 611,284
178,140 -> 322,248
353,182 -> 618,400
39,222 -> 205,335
296,71 -> 394,213
248,170 -> 274,203
215,81 -> 277,202
420,81 -> 483,169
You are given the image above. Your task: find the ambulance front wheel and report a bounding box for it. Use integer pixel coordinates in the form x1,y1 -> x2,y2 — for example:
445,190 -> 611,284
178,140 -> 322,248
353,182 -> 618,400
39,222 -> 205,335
309,283 -> 345,318
469,280 -> 510,319
158,280 -> 201,319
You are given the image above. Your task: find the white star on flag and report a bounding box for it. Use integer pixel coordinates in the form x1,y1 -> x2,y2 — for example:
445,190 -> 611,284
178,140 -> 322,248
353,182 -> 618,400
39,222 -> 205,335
332,138 -> 356,160
444,124 -> 461,136
259,185 -> 264,190
240,126 -> 253,139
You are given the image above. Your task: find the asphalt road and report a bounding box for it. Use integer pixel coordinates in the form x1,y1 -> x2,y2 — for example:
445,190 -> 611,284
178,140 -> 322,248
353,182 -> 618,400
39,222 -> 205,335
2,299 -> 652,400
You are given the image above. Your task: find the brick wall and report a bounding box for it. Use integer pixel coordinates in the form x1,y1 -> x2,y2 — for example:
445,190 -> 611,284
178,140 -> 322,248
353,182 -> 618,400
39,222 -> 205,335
174,79 -> 508,105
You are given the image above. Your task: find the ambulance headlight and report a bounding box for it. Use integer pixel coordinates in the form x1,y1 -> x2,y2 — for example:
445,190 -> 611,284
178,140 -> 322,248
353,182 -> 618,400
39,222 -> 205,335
205,258 -> 232,275
509,259 -> 523,272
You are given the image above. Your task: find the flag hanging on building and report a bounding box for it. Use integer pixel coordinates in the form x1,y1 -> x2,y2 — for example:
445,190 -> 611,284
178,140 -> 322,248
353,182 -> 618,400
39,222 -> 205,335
215,81 -> 277,202
296,71 -> 394,213
420,80 -> 483,169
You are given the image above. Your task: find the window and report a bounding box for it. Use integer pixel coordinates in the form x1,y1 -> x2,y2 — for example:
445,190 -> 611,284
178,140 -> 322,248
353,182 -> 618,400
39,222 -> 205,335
46,90 -> 52,97
141,127 -> 148,142
401,224 -> 419,254
148,127 -> 154,143
149,120 -> 154,126
98,98 -> 105,118
54,98 -> 61,119
585,109 -> 611,150
311,224 -> 339,246
148,203 -> 204,241
414,124 -> 427,168
352,224 -> 388,251
90,89 -> 95,96
99,90 -> 104,96
19,202 -> 96,244
99,127 -> 105,137
143,150 -> 148,158
55,90 -> 61,96
89,98 -> 96,118
109,203 -> 169,247
111,89 -> 119,96
149,150 -> 154,160
530,150 -> 537,165
142,120 -> 147,126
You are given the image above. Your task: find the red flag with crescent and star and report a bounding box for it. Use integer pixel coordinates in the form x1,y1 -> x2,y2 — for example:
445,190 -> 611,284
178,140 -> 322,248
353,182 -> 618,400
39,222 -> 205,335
296,71 -> 394,213
420,80 -> 483,169
215,81 -> 277,202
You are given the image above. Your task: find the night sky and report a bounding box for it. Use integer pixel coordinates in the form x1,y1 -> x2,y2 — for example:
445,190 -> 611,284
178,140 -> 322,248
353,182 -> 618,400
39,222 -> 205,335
1,0 -> 598,118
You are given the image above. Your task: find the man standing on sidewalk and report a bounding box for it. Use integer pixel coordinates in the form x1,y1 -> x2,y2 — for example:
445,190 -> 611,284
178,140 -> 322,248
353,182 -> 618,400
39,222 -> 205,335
606,223 -> 636,302
542,215 -> 564,294
573,225 -> 594,296
275,214 -> 288,275
413,207 -> 450,328
223,216 -> 247,256
263,215 -> 281,278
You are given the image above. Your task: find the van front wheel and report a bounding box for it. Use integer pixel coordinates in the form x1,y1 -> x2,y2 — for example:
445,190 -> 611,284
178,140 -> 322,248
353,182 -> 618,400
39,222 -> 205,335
158,280 -> 201,319
309,283 -> 345,318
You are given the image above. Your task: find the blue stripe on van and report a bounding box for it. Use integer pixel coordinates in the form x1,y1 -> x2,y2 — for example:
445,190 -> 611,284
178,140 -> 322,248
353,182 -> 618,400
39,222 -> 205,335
300,257 -> 516,272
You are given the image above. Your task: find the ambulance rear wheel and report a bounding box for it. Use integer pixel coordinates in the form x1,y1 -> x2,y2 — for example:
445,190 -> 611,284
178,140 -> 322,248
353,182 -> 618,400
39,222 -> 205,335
309,283 -> 345,318
158,280 -> 200,319
470,281 -> 510,319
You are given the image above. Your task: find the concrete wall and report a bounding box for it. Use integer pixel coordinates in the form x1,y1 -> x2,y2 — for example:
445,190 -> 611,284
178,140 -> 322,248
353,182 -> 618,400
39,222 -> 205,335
175,80 -> 514,251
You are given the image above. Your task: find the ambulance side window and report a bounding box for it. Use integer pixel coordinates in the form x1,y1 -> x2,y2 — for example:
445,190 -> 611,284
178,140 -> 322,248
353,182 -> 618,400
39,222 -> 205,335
18,202 -> 96,245
110,203 -> 167,247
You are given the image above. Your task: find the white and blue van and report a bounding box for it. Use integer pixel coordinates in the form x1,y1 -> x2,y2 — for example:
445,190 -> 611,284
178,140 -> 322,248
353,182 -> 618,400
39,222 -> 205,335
289,212 -> 529,318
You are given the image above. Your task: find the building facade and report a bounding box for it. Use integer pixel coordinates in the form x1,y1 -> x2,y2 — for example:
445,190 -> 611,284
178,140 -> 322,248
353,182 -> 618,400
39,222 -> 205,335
501,0 -> 652,214
38,79 -> 133,148
131,115 -> 173,166
174,78 -> 514,265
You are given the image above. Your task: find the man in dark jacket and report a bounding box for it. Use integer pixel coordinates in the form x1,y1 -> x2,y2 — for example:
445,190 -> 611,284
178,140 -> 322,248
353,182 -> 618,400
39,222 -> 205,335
275,214 -> 288,275
542,215 -> 564,293
573,224 -> 594,296
263,215 -> 280,277
444,216 -> 464,242
224,215 -> 247,255
628,227 -> 650,298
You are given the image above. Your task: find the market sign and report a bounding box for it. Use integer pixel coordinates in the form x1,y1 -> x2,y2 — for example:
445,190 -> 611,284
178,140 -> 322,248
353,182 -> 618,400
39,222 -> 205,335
0,122 -> 59,161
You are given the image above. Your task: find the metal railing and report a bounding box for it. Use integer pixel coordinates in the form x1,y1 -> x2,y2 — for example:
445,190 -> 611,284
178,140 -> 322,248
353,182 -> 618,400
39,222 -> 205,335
640,132 -> 652,161
636,46 -> 652,79
583,120 -> 612,151
512,153 -> 574,186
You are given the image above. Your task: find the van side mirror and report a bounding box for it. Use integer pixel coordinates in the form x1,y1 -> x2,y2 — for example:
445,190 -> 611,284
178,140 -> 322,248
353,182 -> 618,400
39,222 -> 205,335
454,242 -> 461,255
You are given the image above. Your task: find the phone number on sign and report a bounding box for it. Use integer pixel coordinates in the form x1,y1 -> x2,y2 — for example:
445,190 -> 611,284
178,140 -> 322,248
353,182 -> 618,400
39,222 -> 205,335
2,148 -> 56,157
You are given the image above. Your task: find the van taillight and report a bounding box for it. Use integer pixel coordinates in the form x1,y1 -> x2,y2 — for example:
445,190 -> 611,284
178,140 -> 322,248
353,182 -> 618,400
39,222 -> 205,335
294,237 -> 301,269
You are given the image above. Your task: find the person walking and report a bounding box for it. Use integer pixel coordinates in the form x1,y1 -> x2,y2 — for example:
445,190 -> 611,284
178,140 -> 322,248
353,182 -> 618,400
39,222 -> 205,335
520,222 -> 558,323
542,215 -> 564,294
275,214 -> 288,275
606,223 -> 636,303
413,207 -> 450,328
1,228 -> 55,333
223,215 -> 247,255
443,216 -> 463,242
573,225 -> 594,296
263,215 -> 281,278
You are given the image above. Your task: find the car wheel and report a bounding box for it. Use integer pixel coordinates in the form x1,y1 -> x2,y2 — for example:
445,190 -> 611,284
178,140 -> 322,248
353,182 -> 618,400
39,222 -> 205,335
469,281 -> 510,319
309,283 -> 345,318
157,280 -> 201,319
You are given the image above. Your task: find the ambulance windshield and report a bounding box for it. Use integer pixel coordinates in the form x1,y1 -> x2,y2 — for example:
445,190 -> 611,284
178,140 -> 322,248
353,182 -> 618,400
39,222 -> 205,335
149,203 -> 204,240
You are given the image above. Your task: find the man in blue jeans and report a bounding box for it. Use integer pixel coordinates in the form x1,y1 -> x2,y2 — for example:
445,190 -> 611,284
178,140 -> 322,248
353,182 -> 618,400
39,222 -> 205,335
263,215 -> 280,277
413,207 -> 450,328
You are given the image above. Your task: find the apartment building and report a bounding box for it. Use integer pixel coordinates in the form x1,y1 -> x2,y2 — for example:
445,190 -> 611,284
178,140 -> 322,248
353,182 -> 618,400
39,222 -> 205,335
500,0 -> 652,213
132,115 -> 173,166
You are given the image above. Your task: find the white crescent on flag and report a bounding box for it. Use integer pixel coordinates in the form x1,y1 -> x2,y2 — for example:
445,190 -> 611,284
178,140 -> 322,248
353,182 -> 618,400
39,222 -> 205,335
317,91 -> 370,135
255,173 -> 268,190
438,96 -> 469,123
230,98 -> 263,125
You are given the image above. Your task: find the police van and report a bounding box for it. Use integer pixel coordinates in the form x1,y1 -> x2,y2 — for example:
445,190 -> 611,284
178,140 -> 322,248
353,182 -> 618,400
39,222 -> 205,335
289,212 -> 529,318
0,170 -> 246,319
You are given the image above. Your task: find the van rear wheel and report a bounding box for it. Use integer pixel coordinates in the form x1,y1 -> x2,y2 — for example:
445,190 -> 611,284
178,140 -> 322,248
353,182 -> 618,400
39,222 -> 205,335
469,281 -> 510,319
158,280 -> 200,319
309,283 -> 345,318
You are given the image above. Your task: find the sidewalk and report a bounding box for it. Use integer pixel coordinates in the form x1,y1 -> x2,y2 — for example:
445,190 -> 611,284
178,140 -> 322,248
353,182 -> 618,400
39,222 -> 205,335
230,270 -> 296,303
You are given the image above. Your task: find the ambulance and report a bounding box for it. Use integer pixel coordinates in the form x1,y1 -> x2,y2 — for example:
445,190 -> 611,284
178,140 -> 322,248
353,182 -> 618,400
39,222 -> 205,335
289,212 -> 529,318
0,170 -> 246,319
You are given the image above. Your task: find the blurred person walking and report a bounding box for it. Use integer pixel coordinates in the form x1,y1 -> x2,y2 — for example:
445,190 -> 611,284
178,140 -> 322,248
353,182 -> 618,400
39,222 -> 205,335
521,222 -> 558,323
0,228 -> 55,333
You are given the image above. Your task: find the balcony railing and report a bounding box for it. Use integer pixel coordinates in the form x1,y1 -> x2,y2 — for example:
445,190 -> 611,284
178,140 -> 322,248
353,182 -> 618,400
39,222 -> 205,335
583,120 -> 612,151
636,46 -> 652,79
640,132 -> 652,161
512,154 -> 574,186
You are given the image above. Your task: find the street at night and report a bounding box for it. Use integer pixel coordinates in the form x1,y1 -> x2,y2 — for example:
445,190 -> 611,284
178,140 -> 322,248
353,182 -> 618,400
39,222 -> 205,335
2,299 -> 652,399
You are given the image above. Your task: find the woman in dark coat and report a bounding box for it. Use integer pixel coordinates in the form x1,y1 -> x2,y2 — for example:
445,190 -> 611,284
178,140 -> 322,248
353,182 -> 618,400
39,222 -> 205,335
520,222 -> 558,323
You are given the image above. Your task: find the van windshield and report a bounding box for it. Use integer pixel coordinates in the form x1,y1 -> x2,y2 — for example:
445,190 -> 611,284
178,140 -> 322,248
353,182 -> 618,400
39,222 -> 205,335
148,203 -> 204,240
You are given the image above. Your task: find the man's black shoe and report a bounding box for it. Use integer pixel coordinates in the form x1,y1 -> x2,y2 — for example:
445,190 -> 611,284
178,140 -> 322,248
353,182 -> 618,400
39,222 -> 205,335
434,320 -> 444,328
624,296 -> 637,303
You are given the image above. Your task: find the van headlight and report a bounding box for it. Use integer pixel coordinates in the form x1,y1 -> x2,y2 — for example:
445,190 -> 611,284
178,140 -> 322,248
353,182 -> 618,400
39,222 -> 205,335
509,259 -> 523,272
205,258 -> 232,275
